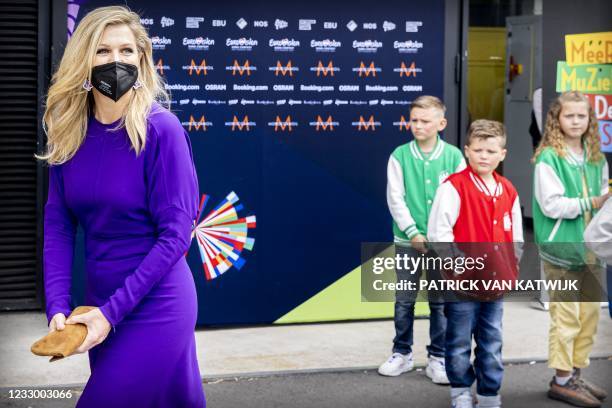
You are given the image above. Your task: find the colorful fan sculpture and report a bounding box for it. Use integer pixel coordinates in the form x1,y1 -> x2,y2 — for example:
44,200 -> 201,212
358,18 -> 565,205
191,192 -> 256,280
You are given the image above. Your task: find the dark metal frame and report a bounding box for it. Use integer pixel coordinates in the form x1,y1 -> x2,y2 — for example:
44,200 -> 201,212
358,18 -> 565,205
35,0 -> 68,312
443,0 -> 469,148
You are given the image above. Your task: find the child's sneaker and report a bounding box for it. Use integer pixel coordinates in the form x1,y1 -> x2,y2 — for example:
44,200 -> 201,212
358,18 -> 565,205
476,393 -> 501,408
451,390 -> 474,408
426,355 -> 450,384
548,377 -> 601,407
377,352 -> 413,376
573,368 -> 608,401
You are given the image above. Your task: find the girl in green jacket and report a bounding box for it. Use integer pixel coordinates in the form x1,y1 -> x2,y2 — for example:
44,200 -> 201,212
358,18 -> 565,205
533,91 -> 609,407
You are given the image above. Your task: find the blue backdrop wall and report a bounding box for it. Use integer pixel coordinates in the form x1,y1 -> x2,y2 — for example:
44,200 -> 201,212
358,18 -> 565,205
68,0 -> 446,325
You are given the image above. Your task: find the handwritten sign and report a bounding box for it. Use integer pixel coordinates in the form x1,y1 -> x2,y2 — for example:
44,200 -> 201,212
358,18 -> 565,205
565,32 -> 612,66
556,62 -> 612,94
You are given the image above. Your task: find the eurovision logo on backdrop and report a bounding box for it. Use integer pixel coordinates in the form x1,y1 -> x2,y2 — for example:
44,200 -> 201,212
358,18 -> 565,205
190,192 -> 256,281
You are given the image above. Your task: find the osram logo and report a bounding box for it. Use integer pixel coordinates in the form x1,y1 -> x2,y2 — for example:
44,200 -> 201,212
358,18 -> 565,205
309,115 -> 338,131
353,62 -> 381,77
155,59 -> 170,75
225,115 -> 255,131
268,115 -> 297,131
270,60 -> 298,76
225,60 -> 257,76
394,62 -> 422,77
183,59 -> 213,75
393,115 -> 411,131
310,61 -> 339,77
352,115 -> 380,131
183,115 -> 211,131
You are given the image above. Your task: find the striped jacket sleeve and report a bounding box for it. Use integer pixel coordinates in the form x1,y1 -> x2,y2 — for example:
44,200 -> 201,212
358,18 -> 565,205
584,199 -> 612,263
387,155 -> 419,239
534,162 -> 593,219
427,181 -> 460,242
601,160 -> 609,195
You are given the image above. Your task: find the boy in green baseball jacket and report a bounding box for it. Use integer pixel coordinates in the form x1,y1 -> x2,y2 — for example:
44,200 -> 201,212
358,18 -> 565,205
533,91 -> 609,407
379,95 -> 465,384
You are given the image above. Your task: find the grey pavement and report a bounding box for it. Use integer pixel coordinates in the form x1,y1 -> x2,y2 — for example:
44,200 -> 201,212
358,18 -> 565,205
1,359 -> 611,407
1,302 -> 611,388
205,359 -> 612,408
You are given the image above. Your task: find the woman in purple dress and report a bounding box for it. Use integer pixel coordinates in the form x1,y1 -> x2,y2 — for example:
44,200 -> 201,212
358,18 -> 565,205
38,6 -> 205,407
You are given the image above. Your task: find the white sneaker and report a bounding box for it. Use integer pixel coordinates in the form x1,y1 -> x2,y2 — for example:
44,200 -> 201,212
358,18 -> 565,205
377,352 -> 414,376
426,355 -> 450,384
451,391 -> 474,408
475,393 -> 501,408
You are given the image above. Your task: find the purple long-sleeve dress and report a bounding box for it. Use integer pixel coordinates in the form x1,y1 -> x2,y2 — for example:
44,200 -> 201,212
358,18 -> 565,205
43,102 -> 206,407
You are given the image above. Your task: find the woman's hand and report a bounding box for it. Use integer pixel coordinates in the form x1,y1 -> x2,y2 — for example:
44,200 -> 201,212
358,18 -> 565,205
65,308 -> 112,354
48,313 -> 67,333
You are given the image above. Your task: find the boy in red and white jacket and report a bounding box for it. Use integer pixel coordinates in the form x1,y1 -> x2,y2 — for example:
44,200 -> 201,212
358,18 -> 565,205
428,120 -> 523,408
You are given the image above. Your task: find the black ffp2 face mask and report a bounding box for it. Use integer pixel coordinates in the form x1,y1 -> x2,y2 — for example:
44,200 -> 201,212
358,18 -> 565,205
91,61 -> 138,102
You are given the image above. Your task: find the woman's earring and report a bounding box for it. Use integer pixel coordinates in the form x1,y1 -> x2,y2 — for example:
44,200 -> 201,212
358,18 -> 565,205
82,79 -> 93,91
133,80 -> 142,90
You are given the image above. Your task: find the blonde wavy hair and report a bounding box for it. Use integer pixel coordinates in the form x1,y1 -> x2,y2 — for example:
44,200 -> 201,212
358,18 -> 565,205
37,6 -> 169,165
533,91 -> 603,163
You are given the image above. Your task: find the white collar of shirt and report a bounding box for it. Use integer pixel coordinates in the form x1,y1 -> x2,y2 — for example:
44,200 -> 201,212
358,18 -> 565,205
409,136 -> 445,161
469,171 -> 503,197
566,148 -> 586,166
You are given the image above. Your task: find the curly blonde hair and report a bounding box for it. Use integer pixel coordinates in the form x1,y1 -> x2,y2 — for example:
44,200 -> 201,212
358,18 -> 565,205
37,6 -> 170,165
533,91 -> 603,163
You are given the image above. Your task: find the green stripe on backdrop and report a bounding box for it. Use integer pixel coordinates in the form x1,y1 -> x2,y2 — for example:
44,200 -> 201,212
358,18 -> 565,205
275,265 -> 429,324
